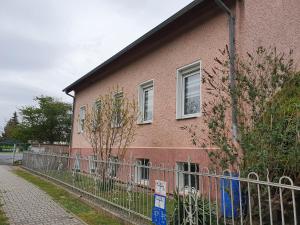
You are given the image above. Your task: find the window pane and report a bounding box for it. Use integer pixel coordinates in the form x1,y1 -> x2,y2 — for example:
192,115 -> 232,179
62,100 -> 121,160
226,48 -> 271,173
109,156 -> 118,177
94,100 -> 101,112
183,163 -> 199,190
184,73 -> 200,115
79,107 -> 86,132
143,87 -> 153,121
113,93 -> 123,126
140,159 -> 149,180
80,107 -> 86,119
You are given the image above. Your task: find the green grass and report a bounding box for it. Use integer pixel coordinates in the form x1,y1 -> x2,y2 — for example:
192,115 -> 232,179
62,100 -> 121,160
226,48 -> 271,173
0,204 -> 9,225
47,170 -> 175,219
14,168 -> 123,225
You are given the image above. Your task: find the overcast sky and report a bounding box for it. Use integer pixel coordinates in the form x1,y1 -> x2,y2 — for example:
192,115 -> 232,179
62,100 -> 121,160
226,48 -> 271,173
0,0 -> 193,131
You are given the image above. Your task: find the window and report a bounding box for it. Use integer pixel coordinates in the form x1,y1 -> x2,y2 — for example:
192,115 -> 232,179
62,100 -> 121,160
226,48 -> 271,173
135,158 -> 150,185
88,155 -> 97,174
92,100 -> 101,129
138,80 -> 154,123
108,156 -> 118,178
176,162 -> 199,191
176,61 -> 201,119
74,154 -> 81,172
78,106 -> 86,133
94,100 -> 101,112
112,92 -> 123,127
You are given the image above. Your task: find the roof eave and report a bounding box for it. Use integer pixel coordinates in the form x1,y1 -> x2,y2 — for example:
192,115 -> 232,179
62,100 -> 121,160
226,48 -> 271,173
62,0 -> 207,94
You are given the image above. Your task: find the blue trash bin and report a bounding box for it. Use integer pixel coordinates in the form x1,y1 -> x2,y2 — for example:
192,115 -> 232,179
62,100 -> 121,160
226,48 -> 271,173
220,173 -> 241,218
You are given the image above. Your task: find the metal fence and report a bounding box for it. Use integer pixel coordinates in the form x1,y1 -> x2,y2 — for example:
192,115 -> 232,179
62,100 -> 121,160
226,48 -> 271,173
22,152 -> 299,225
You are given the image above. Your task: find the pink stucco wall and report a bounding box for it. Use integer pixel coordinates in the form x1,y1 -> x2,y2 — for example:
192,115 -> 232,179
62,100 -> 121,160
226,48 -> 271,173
70,0 -> 300,167
236,0 -> 300,63
72,12 -> 228,153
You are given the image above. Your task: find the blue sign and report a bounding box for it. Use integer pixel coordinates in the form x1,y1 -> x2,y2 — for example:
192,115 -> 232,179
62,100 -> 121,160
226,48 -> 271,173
152,194 -> 167,225
152,206 -> 167,225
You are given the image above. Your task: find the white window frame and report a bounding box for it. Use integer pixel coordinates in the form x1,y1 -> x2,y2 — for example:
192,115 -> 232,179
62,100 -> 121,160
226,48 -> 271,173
138,80 -> 154,124
176,162 -> 200,193
176,61 -> 201,119
112,92 -> 123,128
74,153 -> 81,172
78,106 -> 86,133
108,156 -> 118,178
135,158 -> 150,186
92,100 -> 101,130
88,155 -> 97,174
94,99 -> 101,112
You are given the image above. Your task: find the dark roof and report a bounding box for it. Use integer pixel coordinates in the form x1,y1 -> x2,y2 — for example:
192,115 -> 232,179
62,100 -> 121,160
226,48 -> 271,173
63,0 -> 213,93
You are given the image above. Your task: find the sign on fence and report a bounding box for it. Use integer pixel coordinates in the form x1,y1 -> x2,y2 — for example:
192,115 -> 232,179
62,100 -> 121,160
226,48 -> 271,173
154,194 -> 166,209
152,180 -> 167,225
155,180 -> 167,196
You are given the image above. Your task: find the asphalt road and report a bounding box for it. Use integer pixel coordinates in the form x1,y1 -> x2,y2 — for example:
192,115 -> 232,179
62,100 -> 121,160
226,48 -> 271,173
0,152 -> 23,165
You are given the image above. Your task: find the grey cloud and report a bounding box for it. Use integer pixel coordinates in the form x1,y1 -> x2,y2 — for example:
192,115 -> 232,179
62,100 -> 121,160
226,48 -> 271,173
0,80 -> 52,104
0,81 -> 45,130
0,0 -> 68,35
0,0 -> 193,131
0,32 -> 66,71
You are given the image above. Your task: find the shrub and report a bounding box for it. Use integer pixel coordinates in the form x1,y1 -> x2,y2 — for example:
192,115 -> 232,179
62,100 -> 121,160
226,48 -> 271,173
171,190 -> 217,225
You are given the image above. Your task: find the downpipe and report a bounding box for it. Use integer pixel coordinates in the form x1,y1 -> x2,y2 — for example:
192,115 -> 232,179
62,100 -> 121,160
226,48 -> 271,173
214,0 -> 238,140
66,92 -> 75,155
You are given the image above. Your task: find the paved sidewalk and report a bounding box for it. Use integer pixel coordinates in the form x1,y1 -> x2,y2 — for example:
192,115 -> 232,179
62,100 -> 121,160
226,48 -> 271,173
0,166 -> 85,225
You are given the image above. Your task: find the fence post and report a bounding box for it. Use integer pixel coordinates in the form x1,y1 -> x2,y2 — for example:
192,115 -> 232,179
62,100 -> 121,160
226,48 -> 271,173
128,152 -> 133,216
12,144 -> 16,165
187,157 -> 193,225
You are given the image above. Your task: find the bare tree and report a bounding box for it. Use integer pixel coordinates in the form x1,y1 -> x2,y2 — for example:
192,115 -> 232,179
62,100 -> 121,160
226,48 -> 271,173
83,86 -> 138,162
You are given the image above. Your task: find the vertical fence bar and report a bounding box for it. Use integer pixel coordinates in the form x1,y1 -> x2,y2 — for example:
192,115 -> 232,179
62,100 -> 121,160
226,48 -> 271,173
187,158 -> 193,225
176,164 -> 181,225
280,184 -> 285,225
266,171 -> 273,225
256,175 -> 263,225
238,171 -> 244,225
222,171 -> 227,225
229,171 -> 235,225
208,173 -> 212,225
201,169 -> 205,225
279,176 -> 298,225
247,175 -> 253,225
215,171 -> 219,225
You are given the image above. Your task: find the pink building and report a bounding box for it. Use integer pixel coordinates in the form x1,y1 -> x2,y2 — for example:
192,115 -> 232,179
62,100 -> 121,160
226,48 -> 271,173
64,0 -> 300,187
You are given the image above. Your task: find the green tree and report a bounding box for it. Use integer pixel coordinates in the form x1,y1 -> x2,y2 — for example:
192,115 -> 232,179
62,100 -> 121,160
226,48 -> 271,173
15,96 -> 72,144
182,47 -> 299,224
1,112 -> 19,140
182,46 -> 299,178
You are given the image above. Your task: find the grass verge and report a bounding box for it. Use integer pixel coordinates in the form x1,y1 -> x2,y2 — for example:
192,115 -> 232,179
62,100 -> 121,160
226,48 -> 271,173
0,203 -> 9,225
46,170 -> 173,219
14,168 -> 123,225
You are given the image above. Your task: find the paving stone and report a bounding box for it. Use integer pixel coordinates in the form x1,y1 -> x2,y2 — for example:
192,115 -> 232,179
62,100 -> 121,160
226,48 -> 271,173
0,166 -> 85,225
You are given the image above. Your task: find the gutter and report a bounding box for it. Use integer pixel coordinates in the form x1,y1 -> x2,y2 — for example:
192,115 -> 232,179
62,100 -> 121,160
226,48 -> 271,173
66,92 -> 75,154
214,0 -> 238,140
